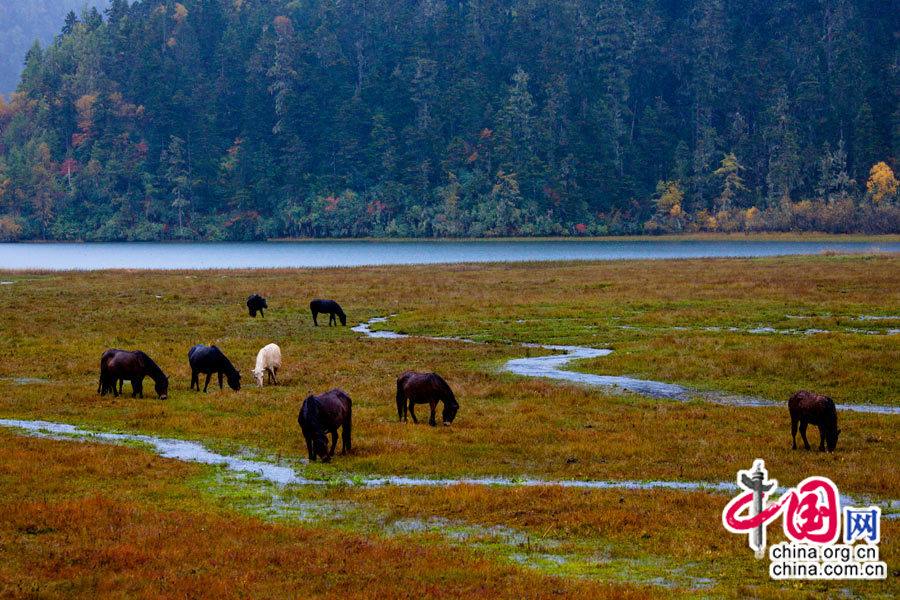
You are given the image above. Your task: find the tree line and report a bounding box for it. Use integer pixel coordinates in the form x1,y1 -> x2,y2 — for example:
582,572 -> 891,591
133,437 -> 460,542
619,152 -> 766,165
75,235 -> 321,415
0,0 -> 897,241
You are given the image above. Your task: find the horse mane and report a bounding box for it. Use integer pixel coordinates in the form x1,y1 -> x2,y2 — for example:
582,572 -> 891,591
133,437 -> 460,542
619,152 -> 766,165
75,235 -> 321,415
206,345 -> 238,377
432,373 -> 458,407
135,351 -> 167,383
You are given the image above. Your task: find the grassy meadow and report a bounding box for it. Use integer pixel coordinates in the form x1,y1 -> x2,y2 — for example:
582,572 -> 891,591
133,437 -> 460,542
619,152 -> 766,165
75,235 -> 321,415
0,254 -> 897,598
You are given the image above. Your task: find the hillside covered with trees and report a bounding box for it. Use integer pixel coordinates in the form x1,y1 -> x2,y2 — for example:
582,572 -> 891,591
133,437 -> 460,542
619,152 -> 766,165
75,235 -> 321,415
0,0 -> 897,240
0,1 -> 109,96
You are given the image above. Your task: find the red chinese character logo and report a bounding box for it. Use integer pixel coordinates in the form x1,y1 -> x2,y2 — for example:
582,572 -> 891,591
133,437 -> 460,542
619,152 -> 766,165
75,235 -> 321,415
782,477 -> 840,544
723,461 -> 842,557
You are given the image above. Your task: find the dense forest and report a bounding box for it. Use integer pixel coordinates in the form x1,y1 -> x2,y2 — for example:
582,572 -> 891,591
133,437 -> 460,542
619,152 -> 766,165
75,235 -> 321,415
0,1 -> 109,95
0,0 -> 897,240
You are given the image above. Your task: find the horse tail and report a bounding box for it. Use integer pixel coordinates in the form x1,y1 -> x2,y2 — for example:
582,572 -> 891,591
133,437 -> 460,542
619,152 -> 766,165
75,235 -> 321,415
98,353 -> 110,395
342,393 -> 352,452
396,375 -> 406,420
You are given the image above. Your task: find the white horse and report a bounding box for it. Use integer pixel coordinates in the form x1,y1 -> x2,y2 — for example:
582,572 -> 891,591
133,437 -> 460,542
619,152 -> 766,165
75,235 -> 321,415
252,343 -> 282,387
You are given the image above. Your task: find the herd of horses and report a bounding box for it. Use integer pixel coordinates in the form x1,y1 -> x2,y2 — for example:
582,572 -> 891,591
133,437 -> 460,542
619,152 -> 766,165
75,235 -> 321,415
98,296 -> 459,462
97,295 -> 843,460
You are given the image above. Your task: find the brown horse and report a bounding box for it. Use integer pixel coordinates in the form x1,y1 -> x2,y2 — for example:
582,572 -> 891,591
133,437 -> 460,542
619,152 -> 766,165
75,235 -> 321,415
789,391 -> 840,452
297,389 -> 352,462
98,349 -> 169,399
396,371 -> 459,426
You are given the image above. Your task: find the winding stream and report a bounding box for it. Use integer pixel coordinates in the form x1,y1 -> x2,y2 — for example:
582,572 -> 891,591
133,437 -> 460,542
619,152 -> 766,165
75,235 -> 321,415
0,418 -> 736,589
353,317 -> 900,415
1,418 -> 894,516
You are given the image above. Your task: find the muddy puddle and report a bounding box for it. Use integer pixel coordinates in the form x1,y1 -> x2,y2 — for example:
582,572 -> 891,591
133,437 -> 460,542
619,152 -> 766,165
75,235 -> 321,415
355,317 -> 900,415
0,377 -> 50,385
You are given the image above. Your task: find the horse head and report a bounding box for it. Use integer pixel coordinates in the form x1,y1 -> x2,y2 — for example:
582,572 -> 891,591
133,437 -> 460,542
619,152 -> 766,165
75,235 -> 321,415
155,375 -> 169,400
442,399 -> 459,425
251,367 -> 264,387
339,312 -> 347,326
826,426 -> 841,452
227,369 -> 242,391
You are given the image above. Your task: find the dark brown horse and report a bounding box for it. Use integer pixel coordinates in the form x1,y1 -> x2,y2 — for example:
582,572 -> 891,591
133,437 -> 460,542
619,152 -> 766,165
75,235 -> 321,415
310,299 -> 346,326
396,371 -> 459,426
297,389 -> 352,462
98,349 -> 169,399
247,294 -> 267,318
188,344 -> 241,392
789,391 -> 840,452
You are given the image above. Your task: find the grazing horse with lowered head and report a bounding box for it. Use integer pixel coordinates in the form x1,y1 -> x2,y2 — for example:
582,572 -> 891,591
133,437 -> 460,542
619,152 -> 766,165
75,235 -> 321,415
188,344 -> 241,392
298,389 -> 352,462
789,390 -> 840,452
252,343 -> 281,387
247,294 -> 268,317
310,299 -> 346,326
98,349 -> 168,399
396,371 -> 459,426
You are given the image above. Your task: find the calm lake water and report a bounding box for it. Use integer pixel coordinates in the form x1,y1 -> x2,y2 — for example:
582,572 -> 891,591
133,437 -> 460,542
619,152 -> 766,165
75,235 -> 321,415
0,240 -> 896,270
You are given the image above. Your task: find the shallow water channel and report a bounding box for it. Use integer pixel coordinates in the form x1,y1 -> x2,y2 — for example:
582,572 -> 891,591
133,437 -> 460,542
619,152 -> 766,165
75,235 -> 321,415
353,317 -> 900,415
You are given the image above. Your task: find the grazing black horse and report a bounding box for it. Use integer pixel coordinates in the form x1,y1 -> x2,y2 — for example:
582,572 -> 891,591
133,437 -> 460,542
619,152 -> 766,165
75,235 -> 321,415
396,371 -> 459,427
297,389 -> 352,462
789,390 -> 841,452
247,294 -> 268,317
188,344 -> 241,392
310,299 -> 346,326
98,349 -> 168,399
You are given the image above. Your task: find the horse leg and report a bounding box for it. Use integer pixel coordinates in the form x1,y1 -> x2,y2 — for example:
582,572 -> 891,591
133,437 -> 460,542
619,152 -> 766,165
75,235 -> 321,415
191,370 -> 198,391
218,372 -> 224,390
408,401 -> 418,424
312,311 -> 319,326
203,373 -> 212,393
428,400 -> 437,427
342,420 -> 351,454
329,429 -> 338,458
791,416 -> 798,450
135,379 -> 143,399
304,435 -> 316,461
799,421 -> 811,450
817,425 -> 826,451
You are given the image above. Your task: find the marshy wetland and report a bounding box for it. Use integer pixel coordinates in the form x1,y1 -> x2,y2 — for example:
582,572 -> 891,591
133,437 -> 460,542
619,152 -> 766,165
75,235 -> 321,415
0,254 -> 897,598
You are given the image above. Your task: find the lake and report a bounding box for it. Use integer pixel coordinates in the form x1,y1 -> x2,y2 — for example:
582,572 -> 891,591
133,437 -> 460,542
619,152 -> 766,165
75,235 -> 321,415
0,240 -> 896,270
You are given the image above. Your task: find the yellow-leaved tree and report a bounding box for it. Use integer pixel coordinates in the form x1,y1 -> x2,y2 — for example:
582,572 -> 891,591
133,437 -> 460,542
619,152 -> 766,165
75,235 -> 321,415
866,162 -> 898,204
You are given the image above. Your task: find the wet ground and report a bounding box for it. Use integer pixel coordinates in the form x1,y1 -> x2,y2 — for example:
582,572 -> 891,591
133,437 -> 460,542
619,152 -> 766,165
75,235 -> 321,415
353,317 -> 900,415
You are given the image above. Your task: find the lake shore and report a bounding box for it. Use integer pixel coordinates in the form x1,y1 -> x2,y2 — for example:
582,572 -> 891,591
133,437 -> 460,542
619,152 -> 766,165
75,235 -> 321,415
1,237 -> 897,270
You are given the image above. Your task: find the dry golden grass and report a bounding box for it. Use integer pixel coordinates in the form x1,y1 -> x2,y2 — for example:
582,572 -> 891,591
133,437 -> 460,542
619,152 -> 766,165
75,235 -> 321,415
0,431 -> 653,599
0,255 -> 896,597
